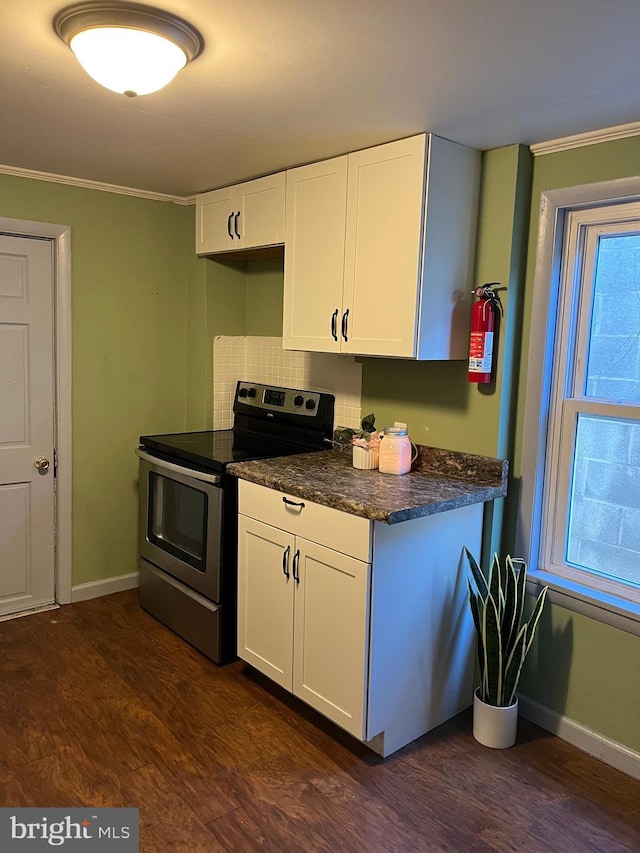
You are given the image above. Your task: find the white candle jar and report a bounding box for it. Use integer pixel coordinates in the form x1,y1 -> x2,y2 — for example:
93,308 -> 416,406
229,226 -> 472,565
378,426 -> 417,475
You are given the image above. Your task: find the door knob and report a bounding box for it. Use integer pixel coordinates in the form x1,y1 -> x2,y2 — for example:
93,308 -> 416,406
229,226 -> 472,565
34,456 -> 50,473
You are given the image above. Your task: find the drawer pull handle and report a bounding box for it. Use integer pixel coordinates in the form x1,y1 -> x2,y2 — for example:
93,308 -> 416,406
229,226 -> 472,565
227,212 -> 234,239
282,545 -> 290,579
282,496 -> 305,509
292,549 -> 300,585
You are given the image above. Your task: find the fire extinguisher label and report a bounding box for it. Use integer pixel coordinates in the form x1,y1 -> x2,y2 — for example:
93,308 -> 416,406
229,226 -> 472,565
469,331 -> 493,372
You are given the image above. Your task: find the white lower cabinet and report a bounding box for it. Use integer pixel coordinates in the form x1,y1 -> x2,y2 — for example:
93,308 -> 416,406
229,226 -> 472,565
237,479 -> 484,757
238,517 -> 370,739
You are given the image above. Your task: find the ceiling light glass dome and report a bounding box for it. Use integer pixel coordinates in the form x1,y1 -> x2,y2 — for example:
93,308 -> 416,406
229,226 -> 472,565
54,2 -> 203,97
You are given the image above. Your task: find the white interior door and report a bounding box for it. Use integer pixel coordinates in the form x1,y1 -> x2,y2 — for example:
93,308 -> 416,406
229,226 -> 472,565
0,234 -> 56,616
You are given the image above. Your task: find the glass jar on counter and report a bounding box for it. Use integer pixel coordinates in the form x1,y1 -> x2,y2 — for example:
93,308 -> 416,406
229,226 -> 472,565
378,424 -> 417,475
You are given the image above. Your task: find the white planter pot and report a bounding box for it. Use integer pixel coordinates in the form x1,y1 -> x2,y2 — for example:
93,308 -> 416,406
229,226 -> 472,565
352,445 -> 379,470
473,688 -> 519,749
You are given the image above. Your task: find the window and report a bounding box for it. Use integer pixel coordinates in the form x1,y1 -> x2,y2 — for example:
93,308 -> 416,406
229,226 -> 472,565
521,185 -> 640,631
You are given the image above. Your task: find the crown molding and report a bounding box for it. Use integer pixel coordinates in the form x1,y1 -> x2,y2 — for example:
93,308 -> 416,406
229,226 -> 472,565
0,163 -> 195,205
531,120 -> 640,156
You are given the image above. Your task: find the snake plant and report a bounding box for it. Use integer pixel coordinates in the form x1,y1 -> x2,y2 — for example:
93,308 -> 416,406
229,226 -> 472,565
465,548 -> 548,708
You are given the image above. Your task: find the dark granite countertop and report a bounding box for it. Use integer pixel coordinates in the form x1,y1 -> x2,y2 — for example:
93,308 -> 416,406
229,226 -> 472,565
227,445 -> 508,524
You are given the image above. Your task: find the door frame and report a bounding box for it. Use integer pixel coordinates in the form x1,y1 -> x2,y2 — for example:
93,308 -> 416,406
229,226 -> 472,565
0,216 -> 72,605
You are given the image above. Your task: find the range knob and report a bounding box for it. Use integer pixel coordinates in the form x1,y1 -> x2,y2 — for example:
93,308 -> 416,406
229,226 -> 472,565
294,395 -> 304,408
305,398 -> 317,411
238,387 -> 248,398
247,387 -> 257,398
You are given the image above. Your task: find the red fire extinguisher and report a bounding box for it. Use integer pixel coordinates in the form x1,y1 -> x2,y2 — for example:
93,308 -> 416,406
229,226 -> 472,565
468,283 -> 503,384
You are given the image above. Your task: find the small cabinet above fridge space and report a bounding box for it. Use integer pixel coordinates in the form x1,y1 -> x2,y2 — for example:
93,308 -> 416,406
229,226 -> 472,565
195,171 -> 286,255
282,134 -> 480,360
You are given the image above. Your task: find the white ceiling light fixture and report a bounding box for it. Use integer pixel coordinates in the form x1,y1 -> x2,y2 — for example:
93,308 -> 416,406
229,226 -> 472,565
54,2 -> 203,97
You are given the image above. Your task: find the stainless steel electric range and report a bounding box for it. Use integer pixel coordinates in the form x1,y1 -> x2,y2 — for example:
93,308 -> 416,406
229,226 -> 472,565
136,381 -> 335,664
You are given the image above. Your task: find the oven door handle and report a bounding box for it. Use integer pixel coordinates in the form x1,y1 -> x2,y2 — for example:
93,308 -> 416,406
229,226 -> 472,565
135,449 -> 222,485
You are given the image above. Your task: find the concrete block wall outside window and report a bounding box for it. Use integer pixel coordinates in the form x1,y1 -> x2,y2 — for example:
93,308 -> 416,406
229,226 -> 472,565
566,236 -> 640,586
569,415 -> 640,585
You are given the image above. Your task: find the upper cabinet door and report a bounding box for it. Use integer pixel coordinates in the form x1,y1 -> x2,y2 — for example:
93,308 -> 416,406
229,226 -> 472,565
342,135 -> 426,358
283,157 -> 348,352
238,172 -> 286,250
195,185 -> 236,254
195,172 -> 285,255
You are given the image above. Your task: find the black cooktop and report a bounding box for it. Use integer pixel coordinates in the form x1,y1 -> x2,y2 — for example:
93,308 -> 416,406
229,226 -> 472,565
139,429 -> 318,474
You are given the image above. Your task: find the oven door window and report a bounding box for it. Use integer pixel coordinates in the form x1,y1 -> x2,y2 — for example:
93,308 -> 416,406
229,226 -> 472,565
148,472 -> 207,572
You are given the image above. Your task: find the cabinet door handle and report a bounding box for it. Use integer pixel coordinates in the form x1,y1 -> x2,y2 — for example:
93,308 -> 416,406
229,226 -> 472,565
282,496 -> 305,509
282,545 -> 290,579
234,211 -> 241,239
330,308 -> 339,341
341,308 -> 349,342
292,549 -> 300,585
227,212 -> 234,239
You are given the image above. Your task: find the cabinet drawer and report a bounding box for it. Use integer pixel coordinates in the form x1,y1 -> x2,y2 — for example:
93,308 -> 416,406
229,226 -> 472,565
238,480 -> 371,562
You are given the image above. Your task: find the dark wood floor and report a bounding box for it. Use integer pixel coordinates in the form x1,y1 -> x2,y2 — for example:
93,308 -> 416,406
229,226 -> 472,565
0,591 -> 638,852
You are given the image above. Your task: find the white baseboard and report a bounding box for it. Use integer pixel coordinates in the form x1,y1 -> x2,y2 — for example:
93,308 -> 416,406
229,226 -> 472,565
519,695 -> 640,781
0,604 -> 59,622
71,572 -> 139,603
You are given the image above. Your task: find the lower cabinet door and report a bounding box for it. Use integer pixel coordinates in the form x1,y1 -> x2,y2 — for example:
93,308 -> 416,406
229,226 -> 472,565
237,516 -> 295,689
292,538 -> 370,739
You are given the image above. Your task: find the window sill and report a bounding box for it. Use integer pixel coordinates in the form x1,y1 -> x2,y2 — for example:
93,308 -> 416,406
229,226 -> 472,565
527,570 -> 640,637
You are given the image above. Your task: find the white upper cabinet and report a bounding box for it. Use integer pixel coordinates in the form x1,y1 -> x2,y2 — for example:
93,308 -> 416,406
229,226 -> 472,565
283,134 -> 480,359
282,156 -> 348,352
195,172 -> 286,255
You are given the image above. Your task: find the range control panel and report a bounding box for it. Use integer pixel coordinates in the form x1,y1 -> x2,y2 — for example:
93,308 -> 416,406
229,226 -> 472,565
235,382 -> 323,416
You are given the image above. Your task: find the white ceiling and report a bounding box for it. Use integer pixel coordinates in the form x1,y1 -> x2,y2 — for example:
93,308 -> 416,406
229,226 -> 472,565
4,0 -> 640,197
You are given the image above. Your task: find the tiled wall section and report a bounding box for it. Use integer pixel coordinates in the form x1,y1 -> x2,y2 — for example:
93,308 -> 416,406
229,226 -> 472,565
213,336 -> 362,430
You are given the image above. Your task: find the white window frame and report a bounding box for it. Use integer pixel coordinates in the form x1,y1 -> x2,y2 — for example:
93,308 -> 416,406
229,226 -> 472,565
519,178 -> 640,636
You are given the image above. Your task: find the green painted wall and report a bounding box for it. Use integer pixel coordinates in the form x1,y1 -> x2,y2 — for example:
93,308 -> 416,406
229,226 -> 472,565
205,257 -> 247,339
521,603 -> 640,750
185,245 -> 248,430
0,175 -> 190,586
245,257 -> 284,336
511,137 -> 640,753
199,253 -> 283,343
199,253 -> 284,423
185,220 -> 210,430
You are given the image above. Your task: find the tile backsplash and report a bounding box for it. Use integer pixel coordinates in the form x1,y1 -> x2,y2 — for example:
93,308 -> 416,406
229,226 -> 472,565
213,336 -> 362,430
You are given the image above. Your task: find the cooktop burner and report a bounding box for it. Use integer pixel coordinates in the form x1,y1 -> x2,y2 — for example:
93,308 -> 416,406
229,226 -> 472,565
139,381 -> 335,473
